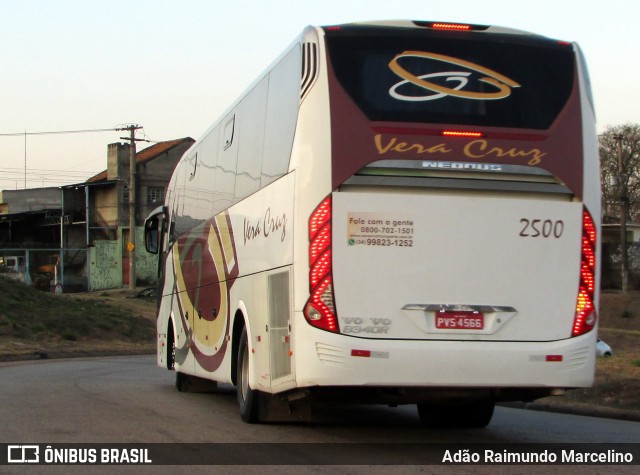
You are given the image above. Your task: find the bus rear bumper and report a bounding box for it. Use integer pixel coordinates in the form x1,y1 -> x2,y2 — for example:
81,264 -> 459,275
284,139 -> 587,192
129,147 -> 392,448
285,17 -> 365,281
293,324 -> 597,394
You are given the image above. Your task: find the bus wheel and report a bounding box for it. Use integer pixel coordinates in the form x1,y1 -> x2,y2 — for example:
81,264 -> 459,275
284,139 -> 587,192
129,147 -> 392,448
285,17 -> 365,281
417,401 -> 494,428
237,327 -> 259,423
457,401 -> 494,428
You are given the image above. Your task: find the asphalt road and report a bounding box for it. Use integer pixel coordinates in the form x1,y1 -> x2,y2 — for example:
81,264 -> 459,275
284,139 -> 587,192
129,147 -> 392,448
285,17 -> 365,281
1,355 -> 638,473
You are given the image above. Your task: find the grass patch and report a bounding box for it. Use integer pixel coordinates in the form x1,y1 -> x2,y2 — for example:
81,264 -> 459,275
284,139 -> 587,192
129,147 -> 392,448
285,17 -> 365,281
0,276 -> 154,344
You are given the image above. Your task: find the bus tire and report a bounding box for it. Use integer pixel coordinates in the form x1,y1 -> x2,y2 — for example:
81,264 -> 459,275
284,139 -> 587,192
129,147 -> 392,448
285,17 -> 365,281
167,324 -> 176,371
459,401 -> 495,428
237,327 -> 260,423
416,403 -> 448,428
417,401 -> 494,428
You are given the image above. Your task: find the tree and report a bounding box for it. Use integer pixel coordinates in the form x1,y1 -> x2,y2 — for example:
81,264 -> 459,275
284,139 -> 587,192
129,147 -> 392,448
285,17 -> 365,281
599,123 -> 640,223
599,123 -> 640,291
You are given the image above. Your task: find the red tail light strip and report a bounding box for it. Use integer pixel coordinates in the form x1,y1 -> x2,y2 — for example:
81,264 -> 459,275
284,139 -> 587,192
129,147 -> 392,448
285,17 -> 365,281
310,250 -> 332,289
309,198 -> 331,238
572,210 -> 597,337
309,225 -> 331,263
304,196 -> 340,333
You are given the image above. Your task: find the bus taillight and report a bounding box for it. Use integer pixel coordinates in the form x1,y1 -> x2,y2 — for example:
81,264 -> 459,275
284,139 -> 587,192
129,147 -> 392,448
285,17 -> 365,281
304,196 -> 339,333
572,210 -> 597,337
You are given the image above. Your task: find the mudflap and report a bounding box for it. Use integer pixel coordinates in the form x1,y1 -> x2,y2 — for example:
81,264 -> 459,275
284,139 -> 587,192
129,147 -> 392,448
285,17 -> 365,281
176,373 -> 219,393
258,391 -> 313,422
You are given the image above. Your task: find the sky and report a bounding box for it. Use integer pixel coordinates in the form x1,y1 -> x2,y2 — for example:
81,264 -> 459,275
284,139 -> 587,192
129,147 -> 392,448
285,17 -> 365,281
1,0 -> 639,190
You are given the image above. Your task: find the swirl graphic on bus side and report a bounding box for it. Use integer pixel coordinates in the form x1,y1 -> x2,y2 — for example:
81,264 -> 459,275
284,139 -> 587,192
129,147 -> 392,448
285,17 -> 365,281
388,51 -> 521,102
173,212 -> 239,372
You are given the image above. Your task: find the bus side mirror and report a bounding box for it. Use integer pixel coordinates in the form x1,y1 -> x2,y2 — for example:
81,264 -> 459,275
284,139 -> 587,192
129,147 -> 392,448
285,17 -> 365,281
144,218 -> 160,254
144,206 -> 167,254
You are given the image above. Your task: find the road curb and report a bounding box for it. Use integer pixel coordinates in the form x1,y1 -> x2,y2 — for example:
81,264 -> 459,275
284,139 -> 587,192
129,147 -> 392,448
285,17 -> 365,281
0,350 -> 154,363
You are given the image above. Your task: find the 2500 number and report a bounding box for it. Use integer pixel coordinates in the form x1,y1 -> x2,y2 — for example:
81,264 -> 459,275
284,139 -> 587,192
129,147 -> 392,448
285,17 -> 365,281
519,218 -> 564,238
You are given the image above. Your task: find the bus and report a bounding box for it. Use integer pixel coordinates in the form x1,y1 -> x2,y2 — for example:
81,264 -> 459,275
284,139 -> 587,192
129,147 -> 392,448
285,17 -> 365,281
144,20 -> 600,427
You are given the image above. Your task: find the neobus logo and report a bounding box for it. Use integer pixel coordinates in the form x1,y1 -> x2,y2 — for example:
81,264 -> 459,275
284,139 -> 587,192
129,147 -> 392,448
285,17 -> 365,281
388,51 -> 521,102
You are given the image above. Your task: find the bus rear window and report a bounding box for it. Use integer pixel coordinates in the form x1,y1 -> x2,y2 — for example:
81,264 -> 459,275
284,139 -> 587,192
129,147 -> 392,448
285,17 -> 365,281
325,28 -> 575,130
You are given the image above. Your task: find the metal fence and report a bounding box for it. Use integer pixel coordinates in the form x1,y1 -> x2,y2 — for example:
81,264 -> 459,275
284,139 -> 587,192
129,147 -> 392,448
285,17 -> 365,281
0,248 -> 89,292
0,235 -> 158,292
599,243 -> 640,291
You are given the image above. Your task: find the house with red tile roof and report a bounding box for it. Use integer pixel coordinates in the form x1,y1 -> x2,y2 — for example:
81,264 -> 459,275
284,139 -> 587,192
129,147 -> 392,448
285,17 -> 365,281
86,137 -> 194,287
87,138 -> 194,236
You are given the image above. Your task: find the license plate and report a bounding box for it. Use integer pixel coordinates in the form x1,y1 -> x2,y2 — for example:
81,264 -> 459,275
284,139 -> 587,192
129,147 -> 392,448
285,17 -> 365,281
435,311 -> 484,330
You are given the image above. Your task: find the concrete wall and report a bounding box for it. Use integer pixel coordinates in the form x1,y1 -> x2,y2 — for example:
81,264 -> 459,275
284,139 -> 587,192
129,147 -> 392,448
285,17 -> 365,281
89,240 -> 121,290
0,188 -> 61,214
89,226 -> 158,290
135,226 -> 159,285
92,185 -> 120,229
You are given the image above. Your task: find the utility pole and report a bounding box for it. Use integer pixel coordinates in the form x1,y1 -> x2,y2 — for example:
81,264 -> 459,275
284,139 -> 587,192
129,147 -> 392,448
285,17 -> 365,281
614,133 -> 629,293
24,131 -> 27,188
119,124 -> 143,290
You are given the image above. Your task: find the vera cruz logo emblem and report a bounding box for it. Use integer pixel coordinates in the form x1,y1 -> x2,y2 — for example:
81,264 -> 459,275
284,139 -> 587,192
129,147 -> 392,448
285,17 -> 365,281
388,51 -> 521,102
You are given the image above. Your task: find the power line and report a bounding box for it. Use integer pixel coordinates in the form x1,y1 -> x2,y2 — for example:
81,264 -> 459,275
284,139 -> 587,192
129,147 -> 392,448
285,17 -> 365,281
0,171 -> 98,183
0,172 -> 96,182
0,124 -> 143,188
0,127 -> 121,137
1,165 -> 99,174
1,167 -> 94,175
58,156 -> 107,170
